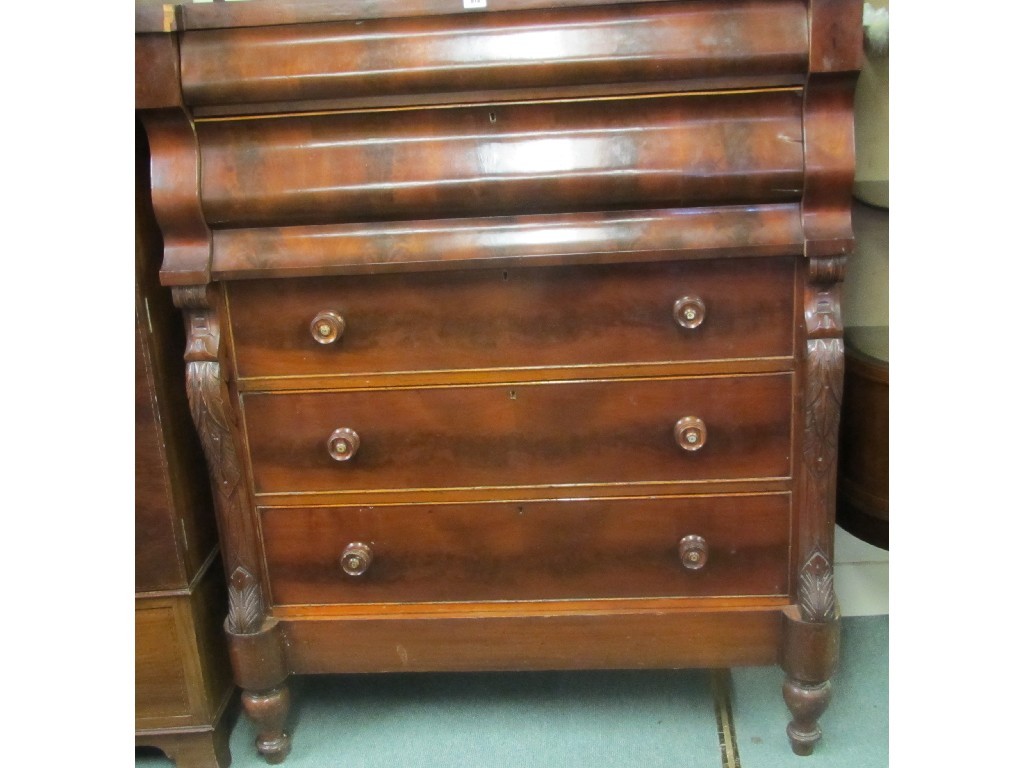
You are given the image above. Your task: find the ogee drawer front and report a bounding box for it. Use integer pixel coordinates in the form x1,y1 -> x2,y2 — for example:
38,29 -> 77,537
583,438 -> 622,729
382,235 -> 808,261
261,494 -> 790,605
227,258 -> 795,380
198,90 -> 803,227
242,373 -> 792,495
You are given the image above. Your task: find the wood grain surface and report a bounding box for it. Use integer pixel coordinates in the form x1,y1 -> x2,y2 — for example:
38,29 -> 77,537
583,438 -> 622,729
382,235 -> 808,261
261,493 -> 790,605
241,373 -> 793,495
197,90 -> 804,227
179,1 -> 806,106
281,604 -> 783,672
227,258 -> 796,380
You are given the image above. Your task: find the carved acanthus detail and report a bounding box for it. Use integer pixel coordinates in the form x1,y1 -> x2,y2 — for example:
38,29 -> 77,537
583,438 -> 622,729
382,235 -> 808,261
803,337 -> 844,482
175,285 -> 265,633
187,359 -> 243,506
795,256 -> 844,623
227,566 -> 265,635
798,546 -> 837,622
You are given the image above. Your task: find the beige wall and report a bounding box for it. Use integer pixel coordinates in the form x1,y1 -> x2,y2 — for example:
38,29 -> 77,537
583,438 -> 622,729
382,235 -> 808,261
847,1 -> 889,329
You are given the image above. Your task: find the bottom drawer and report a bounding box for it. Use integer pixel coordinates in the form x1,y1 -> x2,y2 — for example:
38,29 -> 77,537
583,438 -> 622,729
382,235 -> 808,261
262,494 -> 790,606
135,598 -> 195,724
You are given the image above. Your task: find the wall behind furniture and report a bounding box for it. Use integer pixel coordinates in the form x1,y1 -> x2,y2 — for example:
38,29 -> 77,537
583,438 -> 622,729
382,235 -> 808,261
836,1 -> 888,616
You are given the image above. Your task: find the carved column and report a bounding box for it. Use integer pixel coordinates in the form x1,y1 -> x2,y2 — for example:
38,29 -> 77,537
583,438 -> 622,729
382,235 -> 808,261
172,285 -> 291,764
782,256 -> 845,756
142,37 -> 293,763
782,0 -> 861,754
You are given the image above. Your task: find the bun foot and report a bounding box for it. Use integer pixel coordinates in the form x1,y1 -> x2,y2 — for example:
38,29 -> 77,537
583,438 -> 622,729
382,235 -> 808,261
242,687 -> 291,764
782,678 -> 832,756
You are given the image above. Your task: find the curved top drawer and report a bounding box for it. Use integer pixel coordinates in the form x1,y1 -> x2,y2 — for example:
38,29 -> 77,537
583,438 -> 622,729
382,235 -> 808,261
180,1 -> 808,109
198,89 -> 804,228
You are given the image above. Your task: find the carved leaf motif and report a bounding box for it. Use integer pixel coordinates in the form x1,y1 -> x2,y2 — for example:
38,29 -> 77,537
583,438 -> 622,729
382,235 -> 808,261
803,338 -> 843,482
227,567 -> 264,635
798,548 -> 837,622
187,360 -> 243,498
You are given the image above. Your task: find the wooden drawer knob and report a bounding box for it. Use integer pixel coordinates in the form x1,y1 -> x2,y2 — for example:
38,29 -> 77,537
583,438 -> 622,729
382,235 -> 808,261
678,535 -> 708,570
673,296 -> 706,329
327,427 -> 360,461
311,310 -> 345,344
674,416 -> 707,452
340,542 -> 373,576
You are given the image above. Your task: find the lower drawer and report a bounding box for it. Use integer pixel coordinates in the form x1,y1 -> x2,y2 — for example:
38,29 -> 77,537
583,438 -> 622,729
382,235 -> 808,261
262,494 -> 790,606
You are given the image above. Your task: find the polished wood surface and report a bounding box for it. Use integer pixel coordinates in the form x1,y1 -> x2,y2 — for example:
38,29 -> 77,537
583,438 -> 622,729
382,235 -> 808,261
261,494 -> 790,605
242,374 -> 792,495
136,601 -> 195,721
136,318 -> 190,591
136,119 -> 218,592
282,605 -> 783,673
837,325 -> 888,549
212,204 -> 805,279
137,0 -> 862,759
227,258 -> 795,380
180,1 -> 806,108
198,90 -> 803,228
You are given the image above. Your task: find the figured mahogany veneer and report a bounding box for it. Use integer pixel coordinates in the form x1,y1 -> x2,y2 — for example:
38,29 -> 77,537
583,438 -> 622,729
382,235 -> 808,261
197,91 -> 804,228
179,1 -> 808,109
137,0 -> 861,761
242,374 -> 793,495
226,257 -> 796,381
261,494 -> 791,605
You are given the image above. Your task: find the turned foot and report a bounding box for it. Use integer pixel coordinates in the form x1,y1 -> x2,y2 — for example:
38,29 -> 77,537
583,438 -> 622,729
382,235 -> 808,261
783,677 -> 832,755
780,603 -> 839,756
242,686 -> 291,764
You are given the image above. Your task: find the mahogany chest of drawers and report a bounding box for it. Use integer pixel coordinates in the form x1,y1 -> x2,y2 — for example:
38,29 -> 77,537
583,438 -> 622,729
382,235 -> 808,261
136,0 -> 862,761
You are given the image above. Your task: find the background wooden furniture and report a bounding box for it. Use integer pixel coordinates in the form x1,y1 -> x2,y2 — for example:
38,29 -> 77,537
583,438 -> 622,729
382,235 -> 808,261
136,1 -> 862,761
838,325 -> 889,550
136,119 -> 235,768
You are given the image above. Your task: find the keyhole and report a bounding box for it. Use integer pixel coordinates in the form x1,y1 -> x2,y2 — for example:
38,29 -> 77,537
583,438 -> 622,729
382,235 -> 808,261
509,389 -> 517,400
489,112 -> 497,123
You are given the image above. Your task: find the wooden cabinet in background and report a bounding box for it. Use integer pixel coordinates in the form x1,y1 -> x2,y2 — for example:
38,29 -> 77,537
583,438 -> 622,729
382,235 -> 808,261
838,325 -> 889,550
136,119 -> 235,768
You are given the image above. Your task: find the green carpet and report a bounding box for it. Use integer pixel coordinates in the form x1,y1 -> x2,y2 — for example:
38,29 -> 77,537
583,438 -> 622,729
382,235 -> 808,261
730,615 -> 889,768
137,616 -> 887,768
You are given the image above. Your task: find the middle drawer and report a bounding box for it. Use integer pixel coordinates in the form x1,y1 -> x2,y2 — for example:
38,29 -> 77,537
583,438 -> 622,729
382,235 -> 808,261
242,373 -> 792,496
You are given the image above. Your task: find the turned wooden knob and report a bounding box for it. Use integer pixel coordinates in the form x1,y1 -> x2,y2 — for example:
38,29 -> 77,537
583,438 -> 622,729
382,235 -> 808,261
340,542 -> 373,576
674,416 -> 707,452
327,427 -> 360,461
673,296 -> 706,329
310,310 -> 345,344
678,535 -> 708,570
